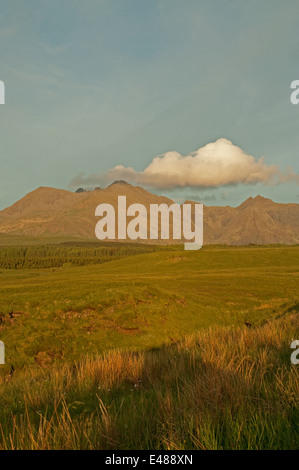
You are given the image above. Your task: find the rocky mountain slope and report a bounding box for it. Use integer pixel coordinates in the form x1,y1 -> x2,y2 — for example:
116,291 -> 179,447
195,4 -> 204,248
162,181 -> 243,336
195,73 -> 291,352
0,182 -> 298,245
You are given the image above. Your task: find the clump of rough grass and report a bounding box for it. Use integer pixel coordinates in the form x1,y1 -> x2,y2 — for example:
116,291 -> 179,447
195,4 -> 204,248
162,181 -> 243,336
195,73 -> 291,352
0,313 -> 298,450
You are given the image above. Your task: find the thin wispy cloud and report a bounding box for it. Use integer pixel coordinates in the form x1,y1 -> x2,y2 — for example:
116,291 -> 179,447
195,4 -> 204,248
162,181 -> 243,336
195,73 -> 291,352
42,42 -> 71,55
70,138 -> 299,189
0,27 -> 18,36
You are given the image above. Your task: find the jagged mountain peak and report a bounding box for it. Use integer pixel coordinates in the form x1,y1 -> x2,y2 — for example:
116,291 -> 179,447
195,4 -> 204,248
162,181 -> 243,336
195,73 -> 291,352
0,186 -> 298,245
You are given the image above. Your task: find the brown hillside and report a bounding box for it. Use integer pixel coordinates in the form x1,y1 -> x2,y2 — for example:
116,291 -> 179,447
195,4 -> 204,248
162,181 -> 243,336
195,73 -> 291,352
0,183 -> 298,245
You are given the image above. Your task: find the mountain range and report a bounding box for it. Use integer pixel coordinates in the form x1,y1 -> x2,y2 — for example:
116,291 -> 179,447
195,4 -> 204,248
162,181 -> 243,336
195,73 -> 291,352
0,182 -> 298,245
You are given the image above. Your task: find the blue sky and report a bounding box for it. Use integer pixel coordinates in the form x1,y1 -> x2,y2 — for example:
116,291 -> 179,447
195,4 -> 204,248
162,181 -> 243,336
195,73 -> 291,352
0,0 -> 299,209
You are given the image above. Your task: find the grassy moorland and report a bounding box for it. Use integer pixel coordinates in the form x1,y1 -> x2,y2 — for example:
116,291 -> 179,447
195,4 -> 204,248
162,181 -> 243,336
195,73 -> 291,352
0,314 -> 298,450
0,244 -> 298,449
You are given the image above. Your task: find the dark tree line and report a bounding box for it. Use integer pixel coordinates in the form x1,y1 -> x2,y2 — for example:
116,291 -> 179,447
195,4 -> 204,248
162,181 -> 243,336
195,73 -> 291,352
0,244 -> 164,269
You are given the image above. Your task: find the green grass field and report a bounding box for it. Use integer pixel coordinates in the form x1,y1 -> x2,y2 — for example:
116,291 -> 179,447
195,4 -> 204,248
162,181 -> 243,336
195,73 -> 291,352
0,244 -> 298,449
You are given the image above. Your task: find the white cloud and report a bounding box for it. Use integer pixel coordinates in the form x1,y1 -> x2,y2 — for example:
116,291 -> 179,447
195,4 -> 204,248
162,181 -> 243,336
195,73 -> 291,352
70,138 -> 299,189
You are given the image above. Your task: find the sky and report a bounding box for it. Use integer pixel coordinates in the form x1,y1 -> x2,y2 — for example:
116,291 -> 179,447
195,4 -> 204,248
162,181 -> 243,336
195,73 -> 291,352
0,0 -> 299,210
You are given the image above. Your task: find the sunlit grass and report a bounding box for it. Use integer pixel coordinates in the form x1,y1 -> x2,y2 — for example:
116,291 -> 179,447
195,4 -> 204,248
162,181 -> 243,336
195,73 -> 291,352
0,245 -> 298,449
0,313 -> 298,449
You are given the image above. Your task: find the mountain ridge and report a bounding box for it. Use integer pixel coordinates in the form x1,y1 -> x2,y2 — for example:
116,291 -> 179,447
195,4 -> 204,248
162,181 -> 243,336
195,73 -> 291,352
0,183 -> 298,245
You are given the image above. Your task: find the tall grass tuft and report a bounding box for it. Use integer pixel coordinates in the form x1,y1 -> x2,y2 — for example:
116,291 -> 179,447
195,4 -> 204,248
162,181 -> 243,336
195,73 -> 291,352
0,313 -> 298,449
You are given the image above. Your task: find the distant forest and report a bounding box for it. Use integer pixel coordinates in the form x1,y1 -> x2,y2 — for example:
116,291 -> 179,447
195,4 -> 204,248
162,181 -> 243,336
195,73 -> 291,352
0,243 -> 174,269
